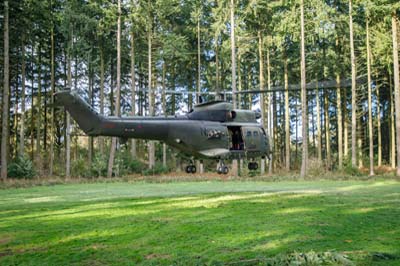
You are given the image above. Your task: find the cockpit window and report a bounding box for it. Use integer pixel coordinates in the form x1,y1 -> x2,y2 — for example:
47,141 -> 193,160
253,131 -> 259,136
246,131 -> 252,137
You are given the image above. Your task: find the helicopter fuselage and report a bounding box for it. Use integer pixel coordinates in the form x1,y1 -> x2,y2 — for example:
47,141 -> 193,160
55,90 -> 270,161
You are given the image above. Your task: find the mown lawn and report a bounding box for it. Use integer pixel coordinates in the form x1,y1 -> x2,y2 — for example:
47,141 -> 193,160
0,180 -> 399,265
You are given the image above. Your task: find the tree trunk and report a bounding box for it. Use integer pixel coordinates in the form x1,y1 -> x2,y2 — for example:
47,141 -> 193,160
88,57 -> 93,171
358,115 -> 363,168
162,62 -> 167,167
230,0 -> 237,107
284,54 -> 290,171
108,0 -> 121,177
300,0 -> 308,178
99,48 -> 105,155
316,84 -> 322,161
323,44 -> 331,169
19,37 -> 26,158
147,0 -> 155,169
267,43 -> 273,174
130,31 -> 137,159
197,13 -> 201,104
215,43 -> 220,96
36,45 -> 42,173
349,0 -> 357,167
366,17 -> 374,176
392,12 -> 400,176
336,32 -> 342,170
230,0 -> 238,176
390,75 -> 396,169
343,85 -> 349,158
324,90 -> 330,169
49,17 -> 55,176
258,31 -> 265,174
31,48 -> 34,161
377,85 -> 382,167
1,0 -> 9,180
66,26 -> 73,179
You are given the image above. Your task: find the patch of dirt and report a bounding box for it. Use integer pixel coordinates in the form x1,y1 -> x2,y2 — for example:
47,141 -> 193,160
0,249 -> 12,258
145,253 -> 171,260
84,244 -> 107,251
0,236 -> 12,245
150,217 -> 174,222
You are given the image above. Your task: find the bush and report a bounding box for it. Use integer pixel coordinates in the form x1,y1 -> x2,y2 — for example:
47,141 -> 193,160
128,159 -> 146,173
71,158 -> 91,178
7,157 -> 36,179
142,163 -> 170,176
266,251 -> 353,266
343,159 -> 362,176
91,155 -> 108,177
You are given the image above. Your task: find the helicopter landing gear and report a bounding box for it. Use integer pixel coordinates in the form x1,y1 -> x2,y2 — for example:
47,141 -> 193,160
185,160 -> 197,174
248,161 -> 258,170
217,160 -> 229,175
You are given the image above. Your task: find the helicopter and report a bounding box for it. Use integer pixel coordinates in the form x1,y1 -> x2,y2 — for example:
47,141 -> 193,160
54,89 -> 271,174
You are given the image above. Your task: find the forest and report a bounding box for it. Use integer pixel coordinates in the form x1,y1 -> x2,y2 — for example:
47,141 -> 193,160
1,0 -> 400,179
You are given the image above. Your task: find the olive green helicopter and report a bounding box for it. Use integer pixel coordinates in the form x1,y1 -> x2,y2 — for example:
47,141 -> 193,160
55,89 -> 271,174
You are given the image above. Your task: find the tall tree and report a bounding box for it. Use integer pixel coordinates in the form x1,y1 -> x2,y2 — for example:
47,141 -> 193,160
349,0 -> 357,168
147,0 -> 155,169
300,0 -> 308,178
284,53 -> 290,171
1,0 -> 9,180
49,0 -> 56,175
108,0 -> 122,177
336,37 -> 343,169
230,0 -> 238,176
19,36 -> 26,158
393,11 -> 400,176
366,11 -> 374,176
130,30 -> 137,159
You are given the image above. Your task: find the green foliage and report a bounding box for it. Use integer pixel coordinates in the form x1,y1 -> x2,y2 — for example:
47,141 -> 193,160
128,159 -> 146,174
115,151 -> 147,176
71,157 -> 91,178
7,157 -> 36,179
343,158 -> 362,176
142,162 -> 170,176
91,155 -> 109,177
266,251 -> 354,266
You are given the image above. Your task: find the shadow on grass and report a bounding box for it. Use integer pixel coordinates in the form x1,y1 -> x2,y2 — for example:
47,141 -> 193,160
0,182 -> 399,265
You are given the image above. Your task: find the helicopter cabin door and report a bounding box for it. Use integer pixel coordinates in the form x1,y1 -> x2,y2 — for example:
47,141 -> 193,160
242,126 -> 262,151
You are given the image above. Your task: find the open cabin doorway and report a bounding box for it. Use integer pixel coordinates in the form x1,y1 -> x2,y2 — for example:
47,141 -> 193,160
228,126 -> 244,151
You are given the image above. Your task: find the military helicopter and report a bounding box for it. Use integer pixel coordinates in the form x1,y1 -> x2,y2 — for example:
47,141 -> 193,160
55,89 -> 270,174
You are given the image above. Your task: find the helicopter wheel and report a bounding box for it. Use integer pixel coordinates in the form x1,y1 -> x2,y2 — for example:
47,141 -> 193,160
190,165 -> 197,173
217,160 -> 229,175
217,167 -> 223,174
222,166 -> 229,174
248,162 -> 258,170
217,166 -> 228,175
185,165 -> 197,174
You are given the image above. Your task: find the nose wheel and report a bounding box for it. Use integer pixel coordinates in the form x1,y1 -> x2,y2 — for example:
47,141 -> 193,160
217,160 -> 229,175
185,164 -> 197,174
248,161 -> 258,170
185,160 -> 197,174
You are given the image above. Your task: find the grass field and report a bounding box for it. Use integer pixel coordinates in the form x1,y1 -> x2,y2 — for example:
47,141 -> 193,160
0,180 -> 399,265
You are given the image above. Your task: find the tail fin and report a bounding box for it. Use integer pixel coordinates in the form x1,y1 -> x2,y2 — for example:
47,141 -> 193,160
54,90 -> 103,136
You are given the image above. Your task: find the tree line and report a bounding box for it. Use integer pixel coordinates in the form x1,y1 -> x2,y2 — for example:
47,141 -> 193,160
0,0 -> 400,179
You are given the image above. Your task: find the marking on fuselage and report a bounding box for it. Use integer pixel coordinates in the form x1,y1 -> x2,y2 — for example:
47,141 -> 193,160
104,123 -> 116,129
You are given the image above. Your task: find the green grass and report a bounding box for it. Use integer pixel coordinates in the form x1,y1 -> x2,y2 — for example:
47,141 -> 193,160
0,180 -> 399,265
